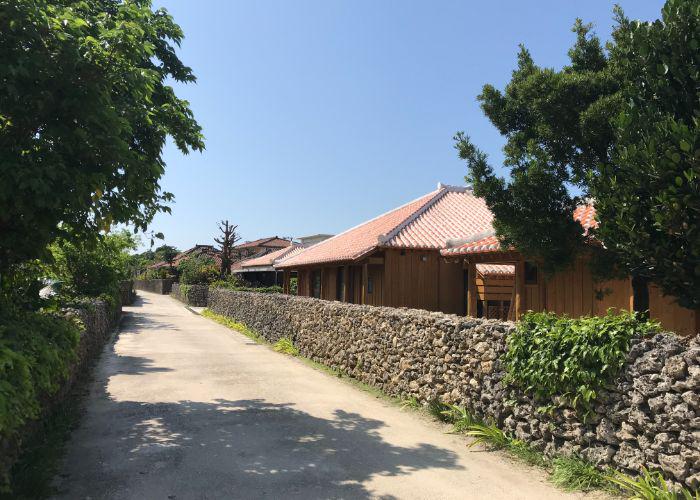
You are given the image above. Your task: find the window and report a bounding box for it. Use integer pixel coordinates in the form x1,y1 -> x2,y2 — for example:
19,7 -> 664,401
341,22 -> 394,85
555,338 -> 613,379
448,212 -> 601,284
312,270 -> 321,298
524,261 -> 538,285
336,267 -> 345,301
367,276 -> 374,294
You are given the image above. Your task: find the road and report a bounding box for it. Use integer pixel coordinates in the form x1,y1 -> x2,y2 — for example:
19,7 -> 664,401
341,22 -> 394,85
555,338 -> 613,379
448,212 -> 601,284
53,291 -> 593,499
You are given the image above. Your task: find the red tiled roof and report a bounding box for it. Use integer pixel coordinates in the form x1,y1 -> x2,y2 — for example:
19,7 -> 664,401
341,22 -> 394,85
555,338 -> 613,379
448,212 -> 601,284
240,245 -> 302,268
235,237 -> 292,249
441,204 -> 597,256
477,263 -> 515,276
278,185 -> 492,268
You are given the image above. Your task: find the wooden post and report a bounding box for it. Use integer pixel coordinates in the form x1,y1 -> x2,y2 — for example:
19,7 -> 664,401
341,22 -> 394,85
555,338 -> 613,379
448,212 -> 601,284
362,262 -> 368,305
515,259 -> 525,319
467,260 -> 477,317
282,269 -> 290,294
343,266 -> 350,302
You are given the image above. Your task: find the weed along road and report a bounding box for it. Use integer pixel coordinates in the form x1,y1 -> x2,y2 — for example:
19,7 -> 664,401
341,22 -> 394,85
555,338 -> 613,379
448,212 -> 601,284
53,291 -> 592,500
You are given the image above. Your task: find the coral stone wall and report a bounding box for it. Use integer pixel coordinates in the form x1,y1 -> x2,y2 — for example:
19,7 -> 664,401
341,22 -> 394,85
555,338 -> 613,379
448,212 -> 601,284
171,283 -> 208,307
207,289 -> 700,488
133,278 -> 173,294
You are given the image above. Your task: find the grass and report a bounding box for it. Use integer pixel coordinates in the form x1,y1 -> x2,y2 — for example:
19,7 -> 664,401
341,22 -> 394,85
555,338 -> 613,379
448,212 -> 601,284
551,456 -> 608,492
400,396 -> 421,410
607,468 -> 700,500
427,398 -> 452,422
440,404 -> 477,433
273,337 -> 299,356
201,309 -> 262,342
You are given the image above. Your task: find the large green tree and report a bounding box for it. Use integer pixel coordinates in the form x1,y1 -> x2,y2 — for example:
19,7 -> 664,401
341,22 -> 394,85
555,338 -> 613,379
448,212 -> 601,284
458,1 -> 699,310
0,0 -> 204,273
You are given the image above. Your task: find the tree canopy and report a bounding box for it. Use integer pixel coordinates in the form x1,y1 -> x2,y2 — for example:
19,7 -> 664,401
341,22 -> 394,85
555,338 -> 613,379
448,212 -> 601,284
458,0 -> 699,309
0,0 -> 204,273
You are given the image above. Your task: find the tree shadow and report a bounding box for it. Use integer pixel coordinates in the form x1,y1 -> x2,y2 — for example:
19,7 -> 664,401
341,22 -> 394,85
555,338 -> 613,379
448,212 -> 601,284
54,395 -> 463,499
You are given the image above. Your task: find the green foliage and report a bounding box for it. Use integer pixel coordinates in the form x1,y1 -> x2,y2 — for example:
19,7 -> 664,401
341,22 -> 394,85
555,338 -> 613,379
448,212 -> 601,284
177,255 -> 218,285
289,277 -> 298,295
505,310 -> 659,410
200,309 -> 262,343
464,421 -> 510,450
154,245 -> 180,267
440,404 -> 477,433
137,266 -> 177,280
507,439 -> 548,468
607,467 -> 699,500
0,306 -> 81,489
47,230 -> 137,299
273,337 -> 299,356
427,398 -> 452,422
457,1 -> 700,308
0,0 -> 204,272
593,1 -> 700,309
209,278 -> 282,294
400,396 -> 421,410
551,456 -> 607,492
456,19 -> 617,273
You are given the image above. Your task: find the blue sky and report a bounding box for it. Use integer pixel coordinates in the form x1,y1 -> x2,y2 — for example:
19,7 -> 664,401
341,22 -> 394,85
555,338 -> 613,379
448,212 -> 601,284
144,0 -> 664,251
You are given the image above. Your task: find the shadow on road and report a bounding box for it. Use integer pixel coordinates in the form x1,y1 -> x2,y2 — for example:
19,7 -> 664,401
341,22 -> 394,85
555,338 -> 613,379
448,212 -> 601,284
56,391 -> 463,498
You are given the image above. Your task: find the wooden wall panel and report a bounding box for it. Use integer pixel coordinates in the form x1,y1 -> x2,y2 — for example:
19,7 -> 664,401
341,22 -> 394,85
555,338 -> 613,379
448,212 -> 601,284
438,258 -> 464,314
649,285 -> 697,336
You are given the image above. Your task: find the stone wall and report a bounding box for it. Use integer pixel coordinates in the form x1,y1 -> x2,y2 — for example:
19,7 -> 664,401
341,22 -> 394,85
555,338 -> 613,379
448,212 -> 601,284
1,299 -> 121,489
119,280 -> 135,306
133,278 -> 173,294
171,283 -> 208,307
207,289 -> 700,488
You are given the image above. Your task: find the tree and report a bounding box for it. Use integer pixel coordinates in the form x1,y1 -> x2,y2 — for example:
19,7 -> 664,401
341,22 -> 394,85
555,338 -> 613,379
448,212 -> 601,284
593,1 -> 700,309
48,229 -> 138,298
154,245 -> 179,269
457,2 -> 699,310
215,220 -> 240,277
0,0 -> 204,274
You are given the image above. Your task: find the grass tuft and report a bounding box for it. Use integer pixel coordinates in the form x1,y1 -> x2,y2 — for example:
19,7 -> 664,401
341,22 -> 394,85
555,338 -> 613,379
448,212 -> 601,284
607,467 -> 699,500
201,309 -> 262,342
507,439 -> 549,468
400,396 -> 421,410
441,404 -> 477,433
550,456 -> 608,492
273,337 -> 299,356
464,421 -> 510,450
427,398 -> 451,422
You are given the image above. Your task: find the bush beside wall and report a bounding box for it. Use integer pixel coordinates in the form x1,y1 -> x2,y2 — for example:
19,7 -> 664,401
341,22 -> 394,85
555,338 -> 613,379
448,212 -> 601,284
133,278 -> 173,294
0,299 -> 120,491
207,289 -> 700,489
171,283 -> 208,307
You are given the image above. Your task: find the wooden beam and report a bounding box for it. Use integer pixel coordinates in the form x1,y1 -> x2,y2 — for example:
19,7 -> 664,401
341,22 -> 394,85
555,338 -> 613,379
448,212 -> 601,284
467,260 -> 477,317
282,269 -> 290,294
362,263 -> 368,305
342,266 -> 350,302
368,257 -> 384,265
515,259 -> 526,319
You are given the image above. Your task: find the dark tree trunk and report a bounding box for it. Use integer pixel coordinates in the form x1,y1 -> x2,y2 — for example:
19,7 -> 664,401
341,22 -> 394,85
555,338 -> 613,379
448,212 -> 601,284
631,274 -> 650,319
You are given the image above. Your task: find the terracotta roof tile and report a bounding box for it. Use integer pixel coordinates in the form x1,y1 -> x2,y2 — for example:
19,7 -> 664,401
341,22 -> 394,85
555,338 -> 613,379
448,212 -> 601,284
235,237 -> 292,249
277,189 -> 442,268
477,263 -> 515,276
441,204 -> 597,256
240,245 -> 302,268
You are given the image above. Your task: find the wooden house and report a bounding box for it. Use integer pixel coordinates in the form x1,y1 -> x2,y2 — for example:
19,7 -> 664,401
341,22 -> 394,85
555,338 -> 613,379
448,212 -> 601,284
233,245 -> 303,287
441,206 -> 699,336
276,184 -> 493,314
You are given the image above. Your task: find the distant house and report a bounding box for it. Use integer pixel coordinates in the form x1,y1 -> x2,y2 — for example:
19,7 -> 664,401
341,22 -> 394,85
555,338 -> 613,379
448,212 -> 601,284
233,245 -> 303,287
276,184 -> 492,314
231,236 -> 294,265
173,244 -> 222,267
148,244 -> 221,271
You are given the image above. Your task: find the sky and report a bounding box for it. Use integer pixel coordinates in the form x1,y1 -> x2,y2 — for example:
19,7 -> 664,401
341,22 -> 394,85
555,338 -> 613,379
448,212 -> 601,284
142,0 -> 665,252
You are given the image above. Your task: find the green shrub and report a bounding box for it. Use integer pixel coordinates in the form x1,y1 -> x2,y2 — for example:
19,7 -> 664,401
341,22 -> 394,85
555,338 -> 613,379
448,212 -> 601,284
273,337 -> 299,356
177,255 -> 218,285
209,280 -> 282,294
48,230 -> 138,299
427,398 -> 451,422
607,468 -> 699,500
0,306 -> 81,489
464,422 -> 510,449
505,310 -> 659,410
551,456 -> 607,491
440,404 -> 477,433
